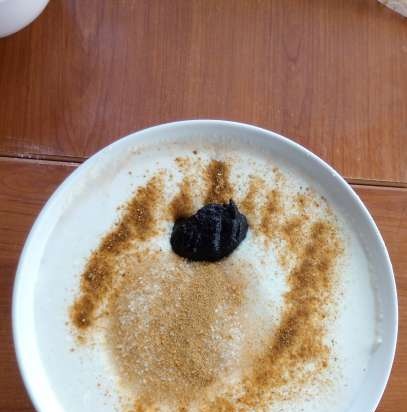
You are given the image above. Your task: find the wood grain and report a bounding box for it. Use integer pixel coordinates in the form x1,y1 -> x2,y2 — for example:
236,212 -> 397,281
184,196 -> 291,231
0,0 -> 406,183
0,159 -> 405,411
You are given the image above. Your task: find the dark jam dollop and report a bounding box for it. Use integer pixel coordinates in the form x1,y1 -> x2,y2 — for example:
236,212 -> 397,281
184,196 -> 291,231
170,200 -> 248,262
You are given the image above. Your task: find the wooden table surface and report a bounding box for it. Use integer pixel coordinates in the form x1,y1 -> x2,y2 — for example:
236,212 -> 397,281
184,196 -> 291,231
0,1 -> 405,411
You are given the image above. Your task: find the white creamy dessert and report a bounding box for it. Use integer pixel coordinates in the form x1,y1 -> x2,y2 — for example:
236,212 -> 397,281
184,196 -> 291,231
68,147 -> 379,412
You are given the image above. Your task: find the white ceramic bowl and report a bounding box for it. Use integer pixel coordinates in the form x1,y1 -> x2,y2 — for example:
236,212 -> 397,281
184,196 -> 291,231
0,0 -> 49,38
13,120 -> 398,412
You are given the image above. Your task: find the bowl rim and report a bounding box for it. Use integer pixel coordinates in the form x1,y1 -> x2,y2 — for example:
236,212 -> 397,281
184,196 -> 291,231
12,119 -> 398,412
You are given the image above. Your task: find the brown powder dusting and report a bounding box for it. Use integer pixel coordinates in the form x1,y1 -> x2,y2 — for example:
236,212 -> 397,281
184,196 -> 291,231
175,157 -> 191,172
101,222 -> 131,255
281,216 -> 308,255
132,398 -> 157,412
70,254 -> 113,331
169,177 -> 195,220
107,254 -> 247,410
71,294 -> 96,330
123,175 -> 164,240
204,160 -> 233,204
70,174 -> 164,332
238,220 -> 342,407
294,193 -> 309,211
259,189 -> 282,238
201,397 -> 236,412
240,176 -> 265,219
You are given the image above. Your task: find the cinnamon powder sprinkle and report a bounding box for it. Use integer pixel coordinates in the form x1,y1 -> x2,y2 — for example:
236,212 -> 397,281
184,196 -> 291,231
295,193 -> 309,211
169,177 -> 195,220
123,175 -> 164,241
201,397 -> 236,412
108,254 -> 248,410
70,175 -> 164,331
204,160 -> 233,204
281,216 -> 307,254
259,189 -> 282,238
240,176 -> 265,219
239,220 -> 342,407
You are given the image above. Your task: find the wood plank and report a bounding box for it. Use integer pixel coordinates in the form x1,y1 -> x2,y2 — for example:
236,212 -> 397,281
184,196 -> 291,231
0,0 -> 406,183
0,159 -> 406,411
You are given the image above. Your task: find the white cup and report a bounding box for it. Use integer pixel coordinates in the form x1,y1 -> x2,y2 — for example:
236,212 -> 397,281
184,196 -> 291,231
0,0 -> 49,38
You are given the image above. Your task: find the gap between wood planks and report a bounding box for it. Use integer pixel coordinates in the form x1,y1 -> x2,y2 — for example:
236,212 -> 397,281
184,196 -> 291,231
1,154 -> 406,190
